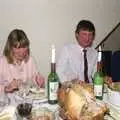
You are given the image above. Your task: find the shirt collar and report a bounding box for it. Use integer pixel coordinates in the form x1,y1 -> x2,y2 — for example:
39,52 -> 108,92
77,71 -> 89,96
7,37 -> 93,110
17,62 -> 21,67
76,43 -> 90,51
13,59 -> 25,66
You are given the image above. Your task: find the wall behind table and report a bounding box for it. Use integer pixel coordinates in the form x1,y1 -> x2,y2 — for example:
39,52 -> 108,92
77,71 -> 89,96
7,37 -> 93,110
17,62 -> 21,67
0,0 -> 120,79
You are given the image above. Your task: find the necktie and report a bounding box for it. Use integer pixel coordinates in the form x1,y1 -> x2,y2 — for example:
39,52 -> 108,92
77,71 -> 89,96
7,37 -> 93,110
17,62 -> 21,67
83,49 -> 89,83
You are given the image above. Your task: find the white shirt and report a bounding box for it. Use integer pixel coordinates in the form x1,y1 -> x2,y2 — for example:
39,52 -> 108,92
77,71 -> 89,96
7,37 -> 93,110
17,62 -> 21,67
56,43 -> 97,83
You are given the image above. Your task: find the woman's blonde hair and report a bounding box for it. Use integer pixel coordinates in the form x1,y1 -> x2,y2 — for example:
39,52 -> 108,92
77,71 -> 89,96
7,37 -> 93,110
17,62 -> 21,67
3,29 -> 30,64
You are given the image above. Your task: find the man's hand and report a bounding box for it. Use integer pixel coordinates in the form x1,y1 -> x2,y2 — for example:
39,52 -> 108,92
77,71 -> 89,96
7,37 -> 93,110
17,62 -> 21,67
104,76 -> 112,86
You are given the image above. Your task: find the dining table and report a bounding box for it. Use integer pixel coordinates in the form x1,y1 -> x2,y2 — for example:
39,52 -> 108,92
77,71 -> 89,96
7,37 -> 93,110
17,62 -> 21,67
0,86 -> 60,120
0,84 -> 120,120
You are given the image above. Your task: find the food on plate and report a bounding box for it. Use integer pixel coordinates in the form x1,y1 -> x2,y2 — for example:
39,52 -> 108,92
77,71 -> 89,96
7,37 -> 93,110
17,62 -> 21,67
15,87 -> 45,101
31,107 -> 53,120
58,82 -> 108,120
30,88 -> 45,94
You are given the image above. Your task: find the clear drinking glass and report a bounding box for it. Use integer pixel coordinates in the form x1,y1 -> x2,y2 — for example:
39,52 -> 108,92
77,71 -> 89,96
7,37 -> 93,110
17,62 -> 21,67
18,80 -> 31,102
16,80 -> 33,120
0,80 -> 10,112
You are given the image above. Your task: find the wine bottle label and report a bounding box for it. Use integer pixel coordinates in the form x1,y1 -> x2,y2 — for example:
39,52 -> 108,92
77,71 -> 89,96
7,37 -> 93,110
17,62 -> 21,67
94,85 -> 102,96
49,82 -> 59,100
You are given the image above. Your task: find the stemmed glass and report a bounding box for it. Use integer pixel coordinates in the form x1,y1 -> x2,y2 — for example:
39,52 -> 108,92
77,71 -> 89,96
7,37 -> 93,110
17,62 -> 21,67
18,79 -> 34,102
16,79 -> 33,119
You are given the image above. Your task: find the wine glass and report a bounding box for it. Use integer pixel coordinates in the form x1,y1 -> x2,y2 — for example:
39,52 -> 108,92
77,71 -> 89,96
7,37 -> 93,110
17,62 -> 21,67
16,102 -> 32,120
16,80 -> 33,120
18,80 -> 32,102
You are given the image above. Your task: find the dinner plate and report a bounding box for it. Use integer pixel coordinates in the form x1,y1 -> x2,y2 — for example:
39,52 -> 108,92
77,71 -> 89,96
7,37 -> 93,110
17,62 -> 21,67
14,88 -> 46,104
0,106 -> 15,120
107,87 -> 120,107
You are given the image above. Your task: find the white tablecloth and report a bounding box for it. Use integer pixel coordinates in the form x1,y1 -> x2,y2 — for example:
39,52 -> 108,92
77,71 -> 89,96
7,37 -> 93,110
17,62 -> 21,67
103,93 -> 120,120
0,92 -> 59,120
0,92 -> 120,120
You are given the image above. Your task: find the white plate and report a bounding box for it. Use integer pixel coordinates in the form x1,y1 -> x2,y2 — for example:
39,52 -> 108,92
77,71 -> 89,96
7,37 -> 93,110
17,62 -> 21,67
14,88 -> 46,103
107,88 -> 120,107
0,106 -> 16,120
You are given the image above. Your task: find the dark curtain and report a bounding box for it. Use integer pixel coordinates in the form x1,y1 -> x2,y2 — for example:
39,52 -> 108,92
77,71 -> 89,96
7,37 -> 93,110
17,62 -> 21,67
111,50 -> 120,82
102,50 -> 112,76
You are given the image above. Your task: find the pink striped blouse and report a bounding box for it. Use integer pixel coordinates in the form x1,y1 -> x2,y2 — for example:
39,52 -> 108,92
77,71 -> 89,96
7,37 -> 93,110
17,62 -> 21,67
0,56 -> 41,92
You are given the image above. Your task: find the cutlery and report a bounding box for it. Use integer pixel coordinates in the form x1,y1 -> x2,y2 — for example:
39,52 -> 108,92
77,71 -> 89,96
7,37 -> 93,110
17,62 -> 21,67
105,111 -> 116,120
33,99 -> 48,105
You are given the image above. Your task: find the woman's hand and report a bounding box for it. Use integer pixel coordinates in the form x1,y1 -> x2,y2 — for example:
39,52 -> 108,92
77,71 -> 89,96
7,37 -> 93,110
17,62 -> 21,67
34,73 -> 45,88
4,79 -> 19,93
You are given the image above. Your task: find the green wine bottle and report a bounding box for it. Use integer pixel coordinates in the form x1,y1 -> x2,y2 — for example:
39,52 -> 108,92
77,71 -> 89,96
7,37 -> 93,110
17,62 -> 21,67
47,45 -> 59,104
93,46 -> 104,100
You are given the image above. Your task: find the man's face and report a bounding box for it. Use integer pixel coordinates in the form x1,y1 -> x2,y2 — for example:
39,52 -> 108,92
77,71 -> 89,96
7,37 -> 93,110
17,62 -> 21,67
75,30 -> 94,48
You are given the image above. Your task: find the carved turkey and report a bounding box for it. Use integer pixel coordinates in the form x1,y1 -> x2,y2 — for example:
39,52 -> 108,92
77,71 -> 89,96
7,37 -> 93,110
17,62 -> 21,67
58,83 -> 107,120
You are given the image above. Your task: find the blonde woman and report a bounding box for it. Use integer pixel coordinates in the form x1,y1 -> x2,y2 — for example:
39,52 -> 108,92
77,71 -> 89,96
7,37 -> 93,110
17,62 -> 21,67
0,29 -> 44,93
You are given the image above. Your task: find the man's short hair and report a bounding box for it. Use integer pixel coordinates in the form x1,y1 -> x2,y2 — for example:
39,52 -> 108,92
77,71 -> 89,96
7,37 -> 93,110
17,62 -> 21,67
75,20 -> 95,36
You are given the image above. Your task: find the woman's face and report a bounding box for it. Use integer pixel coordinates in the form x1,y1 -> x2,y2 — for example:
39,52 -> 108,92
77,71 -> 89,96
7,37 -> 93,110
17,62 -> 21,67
12,47 -> 28,61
